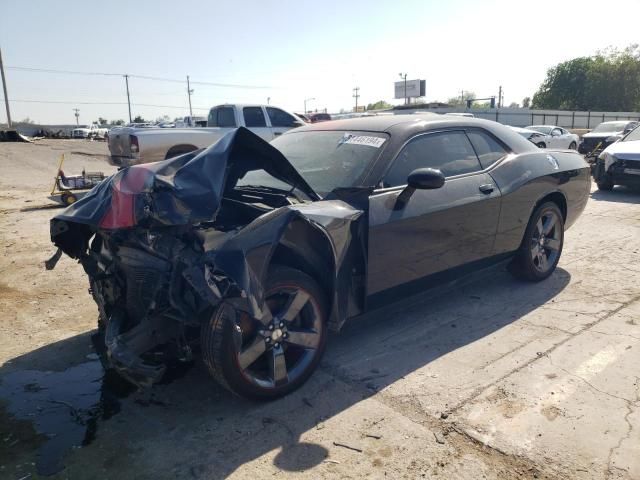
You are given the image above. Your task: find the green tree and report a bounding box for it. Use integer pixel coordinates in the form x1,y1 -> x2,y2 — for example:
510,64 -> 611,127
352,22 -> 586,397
447,91 -> 476,107
133,115 -> 146,123
366,100 -> 392,110
532,45 -> 640,110
112,119 -> 125,126
97,117 -> 108,125
522,97 -> 531,108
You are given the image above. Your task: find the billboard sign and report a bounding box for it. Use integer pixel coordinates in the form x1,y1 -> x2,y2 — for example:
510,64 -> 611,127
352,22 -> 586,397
394,79 -> 425,99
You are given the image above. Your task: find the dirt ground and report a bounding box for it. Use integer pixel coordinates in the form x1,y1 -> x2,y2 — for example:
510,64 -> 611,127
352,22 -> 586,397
0,139 -> 639,480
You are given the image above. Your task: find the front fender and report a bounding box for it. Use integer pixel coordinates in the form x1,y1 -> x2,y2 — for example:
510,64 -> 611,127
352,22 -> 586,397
185,201 -> 366,331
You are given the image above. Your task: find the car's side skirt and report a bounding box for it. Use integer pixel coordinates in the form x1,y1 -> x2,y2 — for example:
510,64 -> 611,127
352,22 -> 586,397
364,252 -> 514,313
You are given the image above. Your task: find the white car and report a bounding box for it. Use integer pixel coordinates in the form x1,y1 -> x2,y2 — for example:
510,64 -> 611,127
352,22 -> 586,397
509,126 -> 548,148
525,125 -> 580,150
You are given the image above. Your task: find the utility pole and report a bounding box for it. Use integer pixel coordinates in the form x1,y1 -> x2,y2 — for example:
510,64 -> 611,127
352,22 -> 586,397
0,46 -> 12,128
73,108 -> 80,125
124,74 -> 132,123
304,97 -> 315,114
399,73 -> 408,105
267,97 -> 270,105
460,90 -> 464,104
186,75 -> 193,119
352,87 -> 360,112
498,85 -> 503,108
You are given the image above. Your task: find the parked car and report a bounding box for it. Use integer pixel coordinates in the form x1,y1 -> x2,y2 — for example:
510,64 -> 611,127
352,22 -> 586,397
445,112 -> 475,118
72,124 -> 108,139
525,125 -> 579,150
509,126 -> 548,148
50,115 -> 590,399
579,120 -> 639,155
308,112 -> 332,123
107,104 -> 304,166
592,124 -> 640,190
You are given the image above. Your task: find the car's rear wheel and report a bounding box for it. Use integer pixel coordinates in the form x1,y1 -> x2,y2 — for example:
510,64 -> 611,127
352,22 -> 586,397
569,141 -> 577,150
201,265 -> 328,400
597,180 -> 614,191
509,202 -> 564,282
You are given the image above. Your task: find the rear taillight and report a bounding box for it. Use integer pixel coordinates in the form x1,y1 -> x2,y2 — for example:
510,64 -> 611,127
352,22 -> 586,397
130,135 -> 139,153
99,167 -> 152,229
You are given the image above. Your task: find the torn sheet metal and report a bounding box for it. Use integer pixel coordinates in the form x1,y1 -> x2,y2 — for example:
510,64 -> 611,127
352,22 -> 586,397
51,127 -> 319,258
50,127 -> 369,384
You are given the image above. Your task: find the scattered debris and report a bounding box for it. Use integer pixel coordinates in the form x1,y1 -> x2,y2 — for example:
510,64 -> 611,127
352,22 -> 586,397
323,459 -> 341,464
433,432 -> 446,445
0,129 -> 32,143
440,412 -> 449,419
333,441 -> 363,453
364,434 -> 382,440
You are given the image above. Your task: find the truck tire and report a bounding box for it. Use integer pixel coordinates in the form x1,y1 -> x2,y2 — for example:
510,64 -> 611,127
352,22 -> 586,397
165,145 -> 198,160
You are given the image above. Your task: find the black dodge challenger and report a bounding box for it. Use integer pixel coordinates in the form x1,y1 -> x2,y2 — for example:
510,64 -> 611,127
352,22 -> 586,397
50,114 -> 591,399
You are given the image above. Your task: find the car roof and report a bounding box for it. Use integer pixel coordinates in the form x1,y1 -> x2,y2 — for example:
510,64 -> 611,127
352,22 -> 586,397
293,113 -> 500,133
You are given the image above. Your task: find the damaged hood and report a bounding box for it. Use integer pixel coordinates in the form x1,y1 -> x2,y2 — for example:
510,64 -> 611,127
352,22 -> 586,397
51,128 -> 319,254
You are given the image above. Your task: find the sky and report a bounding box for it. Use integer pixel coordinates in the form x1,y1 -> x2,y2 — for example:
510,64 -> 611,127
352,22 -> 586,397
1,0 -> 640,125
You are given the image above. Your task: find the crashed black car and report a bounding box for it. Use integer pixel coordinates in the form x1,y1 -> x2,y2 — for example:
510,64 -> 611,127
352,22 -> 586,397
579,120 -> 639,156
50,115 -> 591,399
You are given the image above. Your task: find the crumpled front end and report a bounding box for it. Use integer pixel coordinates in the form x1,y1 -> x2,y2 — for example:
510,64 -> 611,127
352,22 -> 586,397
49,128 -> 368,387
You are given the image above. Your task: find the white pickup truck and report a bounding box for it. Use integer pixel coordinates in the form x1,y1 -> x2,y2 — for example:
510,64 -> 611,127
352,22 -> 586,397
72,124 -> 109,139
107,104 -> 305,166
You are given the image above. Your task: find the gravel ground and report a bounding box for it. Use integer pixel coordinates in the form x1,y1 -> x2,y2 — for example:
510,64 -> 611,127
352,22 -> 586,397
0,139 -> 639,479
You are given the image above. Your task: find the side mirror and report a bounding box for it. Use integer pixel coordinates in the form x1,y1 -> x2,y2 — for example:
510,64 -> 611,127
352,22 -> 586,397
395,168 -> 445,210
291,120 -> 304,128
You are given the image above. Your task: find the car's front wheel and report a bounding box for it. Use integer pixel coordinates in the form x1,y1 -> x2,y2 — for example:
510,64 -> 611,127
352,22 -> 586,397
509,202 -> 564,282
201,265 -> 328,400
569,141 -> 577,150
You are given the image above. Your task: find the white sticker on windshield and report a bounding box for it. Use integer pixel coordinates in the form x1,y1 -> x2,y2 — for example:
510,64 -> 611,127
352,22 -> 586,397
340,134 -> 386,148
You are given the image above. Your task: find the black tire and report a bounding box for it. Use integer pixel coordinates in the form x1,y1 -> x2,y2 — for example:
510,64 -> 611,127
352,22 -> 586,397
535,142 -> 546,149
569,141 -> 577,150
201,265 -> 328,400
508,202 -> 564,282
597,180 -> 614,191
164,145 -> 197,160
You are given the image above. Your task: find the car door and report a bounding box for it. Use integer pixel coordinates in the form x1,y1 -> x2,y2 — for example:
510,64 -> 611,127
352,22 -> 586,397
266,107 -> 301,138
549,128 -> 564,148
367,129 -> 502,296
242,106 -> 273,141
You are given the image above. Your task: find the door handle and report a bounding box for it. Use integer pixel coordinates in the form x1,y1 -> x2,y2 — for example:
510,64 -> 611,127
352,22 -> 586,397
274,132 -> 282,136
479,184 -> 494,194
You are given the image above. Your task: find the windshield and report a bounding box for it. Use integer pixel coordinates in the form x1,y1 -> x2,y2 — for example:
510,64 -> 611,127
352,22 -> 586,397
237,130 -> 388,196
622,125 -> 640,142
527,126 -> 552,134
592,122 -> 628,133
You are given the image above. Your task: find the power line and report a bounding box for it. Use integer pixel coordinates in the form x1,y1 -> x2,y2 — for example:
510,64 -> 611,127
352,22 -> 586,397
6,65 -> 277,89
1,98 -> 210,110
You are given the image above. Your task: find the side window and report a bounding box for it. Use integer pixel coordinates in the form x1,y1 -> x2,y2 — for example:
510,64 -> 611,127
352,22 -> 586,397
243,107 -> 267,127
550,128 -> 562,136
466,130 -> 508,169
384,131 -> 482,187
208,107 -> 236,127
267,107 -> 297,127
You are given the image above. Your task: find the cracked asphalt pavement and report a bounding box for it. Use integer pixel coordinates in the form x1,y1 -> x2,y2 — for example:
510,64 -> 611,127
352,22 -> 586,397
1,140 -> 639,479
